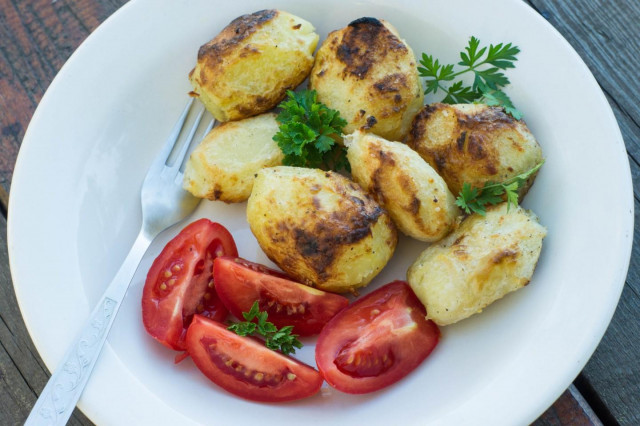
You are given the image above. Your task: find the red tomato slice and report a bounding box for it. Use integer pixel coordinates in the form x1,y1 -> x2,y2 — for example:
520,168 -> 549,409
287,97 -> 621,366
186,315 -> 323,402
213,256 -> 349,335
142,219 -> 238,351
315,280 -> 440,394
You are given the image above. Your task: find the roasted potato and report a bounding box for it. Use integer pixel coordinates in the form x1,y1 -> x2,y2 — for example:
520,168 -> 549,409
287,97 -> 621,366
189,10 -> 319,122
182,113 -> 282,203
309,17 -> 423,142
247,166 -> 397,293
345,130 -> 459,242
406,103 -> 543,197
407,203 -> 546,326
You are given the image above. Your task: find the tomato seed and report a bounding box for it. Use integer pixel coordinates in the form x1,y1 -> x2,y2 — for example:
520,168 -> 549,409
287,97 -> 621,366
164,270 -> 172,278
160,283 -> 167,291
287,373 -> 296,381
172,264 -> 182,272
168,279 -> 176,286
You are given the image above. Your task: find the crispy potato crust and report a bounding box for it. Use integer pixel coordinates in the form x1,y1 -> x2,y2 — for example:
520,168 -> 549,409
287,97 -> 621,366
190,10 -> 318,121
310,17 -> 423,141
247,166 -> 397,293
346,130 -> 459,242
407,203 -> 546,325
182,113 -> 282,203
406,103 -> 543,197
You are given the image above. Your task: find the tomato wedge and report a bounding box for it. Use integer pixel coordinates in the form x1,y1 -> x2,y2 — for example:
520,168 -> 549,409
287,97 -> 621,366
315,280 -> 439,394
213,257 -> 349,335
142,219 -> 237,351
186,315 -> 323,402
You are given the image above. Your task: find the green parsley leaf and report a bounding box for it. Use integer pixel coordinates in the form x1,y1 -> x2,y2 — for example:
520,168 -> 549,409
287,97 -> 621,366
418,36 -> 522,119
273,90 -> 349,172
441,81 -> 482,104
477,84 -> 523,120
484,42 -> 520,69
227,321 -> 256,337
459,36 -> 486,68
455,161 -> 544,216
227,301 -> 303,356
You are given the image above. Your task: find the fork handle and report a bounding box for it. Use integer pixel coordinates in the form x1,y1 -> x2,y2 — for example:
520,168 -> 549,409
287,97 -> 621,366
25,231 -> 151,426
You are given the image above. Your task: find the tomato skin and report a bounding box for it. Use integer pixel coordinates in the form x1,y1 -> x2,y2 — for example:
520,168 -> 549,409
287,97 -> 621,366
214,257 -> 349,335
142,219 -> 238,351
315,281 -> 440,394
186,315 -> 323,402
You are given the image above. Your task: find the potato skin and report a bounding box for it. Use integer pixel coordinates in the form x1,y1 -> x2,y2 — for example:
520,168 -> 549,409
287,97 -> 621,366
406,103 -> 543,197
182,113 -> 283,203
309,17 -> 423,142
247,166 -> 397,293
345,130 -> 459,242
189,10 -> 318,122
407,203 -> 546,326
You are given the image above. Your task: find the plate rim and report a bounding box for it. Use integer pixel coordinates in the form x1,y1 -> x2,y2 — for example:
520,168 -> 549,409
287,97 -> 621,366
7,0 -> 634,424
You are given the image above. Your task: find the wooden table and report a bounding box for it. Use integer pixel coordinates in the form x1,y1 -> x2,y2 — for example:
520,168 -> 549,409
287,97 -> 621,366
1,1 -> 637,424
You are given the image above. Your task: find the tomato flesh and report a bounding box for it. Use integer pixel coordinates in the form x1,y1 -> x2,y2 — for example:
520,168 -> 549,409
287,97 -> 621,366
142,219 -> 237,350
213,256 -> 349,335
315,281 -> 440,394
185,315 -> 323,402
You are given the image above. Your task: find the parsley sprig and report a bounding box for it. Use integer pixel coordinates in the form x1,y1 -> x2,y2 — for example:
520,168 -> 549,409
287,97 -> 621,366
418,36 -> 522,119
273,90 -> 349,172
227,301 -> 303,356
455,161 -> 544,216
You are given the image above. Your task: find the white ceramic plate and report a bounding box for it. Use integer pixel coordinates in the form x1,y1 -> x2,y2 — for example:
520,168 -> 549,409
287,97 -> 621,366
8,0 -> 633,424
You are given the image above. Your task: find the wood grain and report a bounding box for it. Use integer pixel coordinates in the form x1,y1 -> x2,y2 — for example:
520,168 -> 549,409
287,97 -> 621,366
527,1 -> 640,423
534,386 -> 602,426
2,0 -> 639,424
0,214 -> 91,425
0,0 -> 129,201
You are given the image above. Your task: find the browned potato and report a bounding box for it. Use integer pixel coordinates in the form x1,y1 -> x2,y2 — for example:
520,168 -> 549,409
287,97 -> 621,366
406,103 -> 543,197
247,166 -> 397,293
182,113 -> 282,203
345,130 -> 459,242
309,17 -> 423,142
407,203 -> 546,326
189,10 -> 318,122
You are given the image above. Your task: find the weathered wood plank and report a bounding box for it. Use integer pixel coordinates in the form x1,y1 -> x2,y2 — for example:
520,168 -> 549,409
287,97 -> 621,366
527,0 -> 640,131
577,154 -> 640,425
533,385 -> 602,426
3,0 -> 637,424
0,0 -> 129,207
0,215 -> 92,425
525,1 -> 640,423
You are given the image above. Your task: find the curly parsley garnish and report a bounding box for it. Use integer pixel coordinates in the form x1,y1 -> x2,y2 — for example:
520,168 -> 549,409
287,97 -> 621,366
455,161 -> 544,216
418,36 -> 522,119
228,301 -> 303,356
273,89 -> 349,172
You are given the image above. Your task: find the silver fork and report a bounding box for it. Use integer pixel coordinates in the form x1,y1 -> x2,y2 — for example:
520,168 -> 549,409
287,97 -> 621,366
25,98 -> 212,426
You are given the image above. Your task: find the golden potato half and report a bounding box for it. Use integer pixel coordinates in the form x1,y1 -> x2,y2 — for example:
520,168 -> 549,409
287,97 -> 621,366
406,103 -> 543,197
345,130 -> 459,242
247,166 -> 397,293
407,203 -> 546,326
189,10 -> 319,122
182,113 -> 282,203
310,17 -> 423,141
